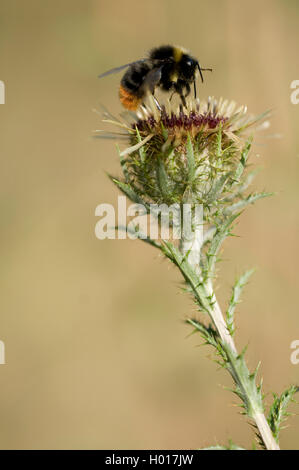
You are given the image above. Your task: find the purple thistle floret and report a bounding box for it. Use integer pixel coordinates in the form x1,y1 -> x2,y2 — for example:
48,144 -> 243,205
135,106 -> 228,133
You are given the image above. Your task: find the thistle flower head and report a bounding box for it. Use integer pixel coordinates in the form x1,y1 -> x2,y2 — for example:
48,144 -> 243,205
95,95 -> 270,212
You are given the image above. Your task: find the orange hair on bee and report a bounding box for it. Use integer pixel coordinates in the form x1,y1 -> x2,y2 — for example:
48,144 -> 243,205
119,85 -> 141,111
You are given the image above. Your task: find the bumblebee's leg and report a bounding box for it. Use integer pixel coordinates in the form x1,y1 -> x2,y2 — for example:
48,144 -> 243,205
173,81 -> 187,109
180,94 -> 187,109
185,82 -> 191,98
181,83 -> 192,109
193,80 -> 197,99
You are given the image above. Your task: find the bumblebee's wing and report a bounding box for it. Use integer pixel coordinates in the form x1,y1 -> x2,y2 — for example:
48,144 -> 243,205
98,59 -> 147,79
140,67 -> 162,93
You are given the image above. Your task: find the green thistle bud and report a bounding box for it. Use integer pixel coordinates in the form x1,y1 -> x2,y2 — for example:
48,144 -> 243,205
96,96 -> 269,217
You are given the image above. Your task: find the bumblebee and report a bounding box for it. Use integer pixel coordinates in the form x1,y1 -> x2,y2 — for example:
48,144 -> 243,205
98,45 -> 212,111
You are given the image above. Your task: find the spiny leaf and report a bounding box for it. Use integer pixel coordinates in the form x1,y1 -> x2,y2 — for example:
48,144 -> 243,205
232,137 -> 253,183
186,319 -> 220,349
156,157 -> 174,200
268,385 -> 299,442
226,269 -> 255,336
204,212 -> 241,281
186,318 -> 227,365
119,153 -> 130,183
224,192 -> 274,215
162,241 -> 212,315
224,344 -> 264,419
116,225 -> 162,249
206,173 -> 231,205
110,176 -> 149,209
223,168 -> 261,202
187,316 -> 265,429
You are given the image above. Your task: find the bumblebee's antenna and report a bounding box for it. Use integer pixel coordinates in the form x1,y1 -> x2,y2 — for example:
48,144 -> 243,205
197,63 -> 204,83
197,63 -> 213,83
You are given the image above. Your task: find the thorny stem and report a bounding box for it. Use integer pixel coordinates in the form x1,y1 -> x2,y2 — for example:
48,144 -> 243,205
206,283 -> 237,353
180,227 -> 280,451
255,413 -> 280,451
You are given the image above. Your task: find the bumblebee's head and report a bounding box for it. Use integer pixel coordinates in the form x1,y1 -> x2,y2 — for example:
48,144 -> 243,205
179,54 -> 212,84
179,54 -> 198,81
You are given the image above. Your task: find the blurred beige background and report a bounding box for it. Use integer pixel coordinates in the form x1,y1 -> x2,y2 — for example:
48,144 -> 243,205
0,0 -> 299,450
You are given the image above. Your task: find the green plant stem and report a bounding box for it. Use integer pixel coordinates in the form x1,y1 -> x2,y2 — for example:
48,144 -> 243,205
254,413 -> 280,451
179,229 -> 280,451
206,283 -> 237,353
